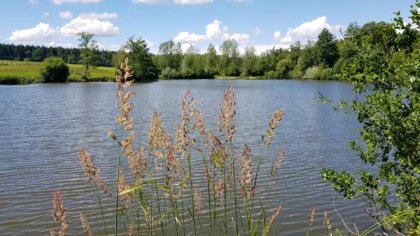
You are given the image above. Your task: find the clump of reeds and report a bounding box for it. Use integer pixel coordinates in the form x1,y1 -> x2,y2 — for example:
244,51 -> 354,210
50,57 -> 290,235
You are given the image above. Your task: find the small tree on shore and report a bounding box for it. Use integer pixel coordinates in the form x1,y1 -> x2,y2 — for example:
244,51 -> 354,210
78,32 -> 98,78
40,57 -> 70,83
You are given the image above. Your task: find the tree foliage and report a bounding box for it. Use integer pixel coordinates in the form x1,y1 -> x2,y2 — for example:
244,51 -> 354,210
316,28 -> 339,67
125,37 -> 159,81
40,57 -> 70,83
321,1 -> 420,234
78,32 -> 99,78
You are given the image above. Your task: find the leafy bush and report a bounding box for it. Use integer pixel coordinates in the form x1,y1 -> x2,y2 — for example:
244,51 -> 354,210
40,57 -> 70,83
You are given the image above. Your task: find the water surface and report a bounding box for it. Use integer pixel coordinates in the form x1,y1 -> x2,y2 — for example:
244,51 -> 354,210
0,80 -> 374,235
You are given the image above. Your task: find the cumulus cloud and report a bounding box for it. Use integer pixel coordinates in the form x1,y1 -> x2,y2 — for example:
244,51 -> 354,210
273,31 -> 281,40
52,0 -> 100,4
59,11 -> 73,19
174,19 -> 249,44
43,12 -> 50,17
226,33 -> 250,41
60,17 -> 119,36
174,0 -> 212,4
78,12 -> 118,20
9,23 -> 57,43
174,32 -> 206,43
274,16 -> 342,47
9,11 -> 120,45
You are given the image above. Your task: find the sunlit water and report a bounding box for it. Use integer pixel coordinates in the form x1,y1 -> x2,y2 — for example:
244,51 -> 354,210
0,80 -> 375,235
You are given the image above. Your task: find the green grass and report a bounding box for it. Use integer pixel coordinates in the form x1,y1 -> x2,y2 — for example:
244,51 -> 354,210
0,60 -> 116,84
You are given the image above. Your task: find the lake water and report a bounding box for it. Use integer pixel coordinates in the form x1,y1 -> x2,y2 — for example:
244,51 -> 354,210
0,80 -> 374,235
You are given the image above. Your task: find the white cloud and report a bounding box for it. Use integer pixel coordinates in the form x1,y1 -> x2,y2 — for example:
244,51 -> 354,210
275,16 -> 342,47
8,11 -> 119,45
9,23 -> 57,43
79,12 -> 118,20
28,0 -> 38,4
43,12 -> 50,17
59,11 -> 73,19
44,41 -> 77,48
52,0 -> 100,4
174,19 -> 249,44
273,31 -> 281,40
60,18 -> 119,36
227,33 -> 250,42
174,32 -> 206,43
174,0 -> 212,4
60,13 -> 119,36
132,0 -> 164,3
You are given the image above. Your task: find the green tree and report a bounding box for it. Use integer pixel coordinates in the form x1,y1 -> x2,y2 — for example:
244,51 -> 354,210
112,50 -> 128,68
315,28 -> 339,67
205,43 -> 218,77
321,1 -> 420,234
40,57 -> 70,83
125,37 -> 159,81
158,40 -> 182,71
219,39 -> 240,76
241,46 -> 258,76
78,32 -> 98,78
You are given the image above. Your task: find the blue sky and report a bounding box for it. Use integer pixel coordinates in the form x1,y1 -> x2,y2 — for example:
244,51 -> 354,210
0,0 -> 414,54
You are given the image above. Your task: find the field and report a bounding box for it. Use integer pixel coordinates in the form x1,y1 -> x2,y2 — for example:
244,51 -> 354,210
0,60 -> 116,84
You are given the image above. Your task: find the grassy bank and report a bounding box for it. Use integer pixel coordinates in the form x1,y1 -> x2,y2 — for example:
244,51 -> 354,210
0,60 -> 116,85
215,75 -> 275,80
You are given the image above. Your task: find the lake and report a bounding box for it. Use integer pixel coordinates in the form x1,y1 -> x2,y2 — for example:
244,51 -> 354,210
0,80 -> 374,235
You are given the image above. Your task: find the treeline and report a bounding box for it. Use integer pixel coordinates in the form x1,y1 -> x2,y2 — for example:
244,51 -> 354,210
2,19 -> 418,81
0,43 -> 114,67
122,20 -> 418,81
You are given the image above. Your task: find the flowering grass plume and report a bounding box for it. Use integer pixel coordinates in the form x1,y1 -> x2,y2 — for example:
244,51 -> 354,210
78,149 -> 112,197
239,144 -> 255,199
80,212 -> 93,236
50,191 -> 68,236
263,109 -> 284,146
218,85 -> 236,142
269,149 -> 285,177
262,205 -> 283,236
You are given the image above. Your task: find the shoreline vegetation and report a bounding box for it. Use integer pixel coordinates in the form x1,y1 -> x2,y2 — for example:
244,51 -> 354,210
2,11 -> 418,85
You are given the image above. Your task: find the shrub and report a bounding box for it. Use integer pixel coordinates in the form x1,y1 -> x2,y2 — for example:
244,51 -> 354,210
40,57 -> 70,83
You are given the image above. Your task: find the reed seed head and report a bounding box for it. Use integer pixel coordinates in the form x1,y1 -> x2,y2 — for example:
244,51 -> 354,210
118,170 -> 133,209
218,85 -> 236,142
127,145 -> 147,181
269,149 -> 285,177
80,212 -> 92,236
78,149 -> 112,197
264,109 -> 284,146
148,110 -> 166,158
323,211 -> 333,234
239,144 -> 255,199
51,191 -> 68,236
262,205 -> 283,236
308,209 -> 316,227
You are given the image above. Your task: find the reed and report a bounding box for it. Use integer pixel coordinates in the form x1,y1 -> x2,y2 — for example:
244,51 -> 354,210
50,57 -> 289,235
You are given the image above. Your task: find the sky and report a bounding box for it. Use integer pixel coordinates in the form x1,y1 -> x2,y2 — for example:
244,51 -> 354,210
0,0 -> 414,54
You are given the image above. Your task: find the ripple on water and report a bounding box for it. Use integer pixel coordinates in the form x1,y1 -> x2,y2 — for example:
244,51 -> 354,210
0,80 -> 373,235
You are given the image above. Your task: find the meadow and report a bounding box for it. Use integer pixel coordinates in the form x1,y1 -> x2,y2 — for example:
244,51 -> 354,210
0,60 -> 116,84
